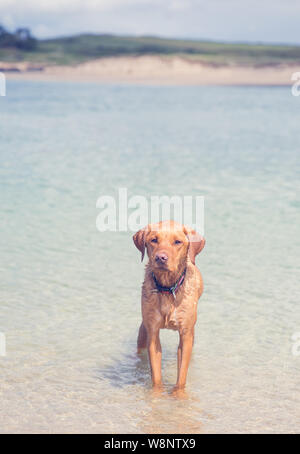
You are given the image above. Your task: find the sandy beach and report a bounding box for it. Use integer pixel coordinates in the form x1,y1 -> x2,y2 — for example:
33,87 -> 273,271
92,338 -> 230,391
2,55 -> 298,85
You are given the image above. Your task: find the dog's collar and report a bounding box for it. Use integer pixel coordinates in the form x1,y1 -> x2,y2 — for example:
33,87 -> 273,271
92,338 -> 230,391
152,268 -> 186,299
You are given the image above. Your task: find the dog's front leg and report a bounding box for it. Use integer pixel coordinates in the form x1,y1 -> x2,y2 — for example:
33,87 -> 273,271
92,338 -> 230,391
147,328 -> 162,389
175,328 -> 194,390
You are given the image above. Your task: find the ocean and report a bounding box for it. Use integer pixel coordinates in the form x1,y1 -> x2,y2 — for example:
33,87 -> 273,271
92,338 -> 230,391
0,80 -> 299,433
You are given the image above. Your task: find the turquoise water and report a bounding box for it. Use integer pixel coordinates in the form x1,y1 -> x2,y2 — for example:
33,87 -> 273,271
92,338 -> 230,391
0,81 -> 299,433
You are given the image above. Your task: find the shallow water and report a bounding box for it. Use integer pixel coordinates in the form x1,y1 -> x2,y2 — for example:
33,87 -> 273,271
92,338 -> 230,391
0,81 -> 299,433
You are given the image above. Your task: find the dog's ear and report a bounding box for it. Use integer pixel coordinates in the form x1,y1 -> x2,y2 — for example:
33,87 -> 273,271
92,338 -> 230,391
133,227 -> 148,262
184,226 -> 205,265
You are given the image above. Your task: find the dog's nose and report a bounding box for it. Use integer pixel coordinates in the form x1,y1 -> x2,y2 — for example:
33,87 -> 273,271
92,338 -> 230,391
155,253 -> 168,264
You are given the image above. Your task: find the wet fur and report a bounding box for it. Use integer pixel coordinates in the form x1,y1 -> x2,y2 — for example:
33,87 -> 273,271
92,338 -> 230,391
133,220 -> 205,391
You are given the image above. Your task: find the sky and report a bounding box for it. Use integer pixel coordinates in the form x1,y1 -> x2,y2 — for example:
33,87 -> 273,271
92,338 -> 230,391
1,0 -> 300,44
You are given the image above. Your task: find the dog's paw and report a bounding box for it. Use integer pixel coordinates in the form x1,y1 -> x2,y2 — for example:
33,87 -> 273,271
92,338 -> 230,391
170,386 -> 188,399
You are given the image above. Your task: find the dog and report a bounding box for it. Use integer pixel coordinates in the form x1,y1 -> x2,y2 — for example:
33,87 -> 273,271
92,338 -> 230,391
133,220 -> 205,392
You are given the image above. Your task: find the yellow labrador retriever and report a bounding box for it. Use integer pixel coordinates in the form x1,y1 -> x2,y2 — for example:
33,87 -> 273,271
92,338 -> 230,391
133,220 -> 205,392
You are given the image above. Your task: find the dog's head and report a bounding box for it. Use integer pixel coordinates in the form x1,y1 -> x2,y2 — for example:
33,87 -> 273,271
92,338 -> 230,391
133,221 -> 205,272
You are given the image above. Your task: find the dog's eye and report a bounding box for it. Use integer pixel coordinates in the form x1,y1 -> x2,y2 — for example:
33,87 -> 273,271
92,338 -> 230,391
151,238 -> 158,243
174,240 -> 182,245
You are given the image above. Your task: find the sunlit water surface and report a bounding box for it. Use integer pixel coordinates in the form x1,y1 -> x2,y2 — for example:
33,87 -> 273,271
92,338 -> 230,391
0,81 -> 299,433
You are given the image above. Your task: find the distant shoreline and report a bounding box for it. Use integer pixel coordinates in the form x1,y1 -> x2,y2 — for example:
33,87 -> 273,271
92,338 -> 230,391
2,56 -> 299,85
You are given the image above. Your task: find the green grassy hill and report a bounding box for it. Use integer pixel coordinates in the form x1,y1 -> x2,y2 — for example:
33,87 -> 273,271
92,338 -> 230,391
1,33 -> 300,66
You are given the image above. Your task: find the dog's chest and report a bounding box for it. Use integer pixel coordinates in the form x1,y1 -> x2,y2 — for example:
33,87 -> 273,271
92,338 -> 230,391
159,297 -> 180,330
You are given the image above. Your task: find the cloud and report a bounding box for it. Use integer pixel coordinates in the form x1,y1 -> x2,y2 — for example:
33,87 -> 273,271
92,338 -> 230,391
0,0 -> 299,43
0,0 -> 161,14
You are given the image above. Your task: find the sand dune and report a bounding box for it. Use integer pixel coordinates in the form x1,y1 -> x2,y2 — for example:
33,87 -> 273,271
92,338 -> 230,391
3,55 -> 299,85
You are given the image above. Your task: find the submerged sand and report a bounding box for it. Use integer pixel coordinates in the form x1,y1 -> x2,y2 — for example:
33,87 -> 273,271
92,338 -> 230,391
2,55 -> 299,85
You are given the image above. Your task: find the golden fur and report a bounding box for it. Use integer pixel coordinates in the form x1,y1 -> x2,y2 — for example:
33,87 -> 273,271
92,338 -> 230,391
133,220 -> 205,392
